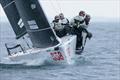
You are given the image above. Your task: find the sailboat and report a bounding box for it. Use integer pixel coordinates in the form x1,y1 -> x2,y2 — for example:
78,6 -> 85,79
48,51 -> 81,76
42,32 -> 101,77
1,0 -> 77,65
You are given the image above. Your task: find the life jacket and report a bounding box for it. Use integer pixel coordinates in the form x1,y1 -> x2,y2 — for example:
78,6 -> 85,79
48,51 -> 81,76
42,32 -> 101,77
60,18 -> 69,26
52,20 -> 64,31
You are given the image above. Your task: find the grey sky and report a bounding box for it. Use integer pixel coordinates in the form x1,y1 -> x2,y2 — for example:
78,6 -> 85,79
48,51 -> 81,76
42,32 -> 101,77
0,0 -> 120,22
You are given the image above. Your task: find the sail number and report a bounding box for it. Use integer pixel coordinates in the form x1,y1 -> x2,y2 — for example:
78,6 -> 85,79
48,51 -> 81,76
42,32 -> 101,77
50,52 -> 64,61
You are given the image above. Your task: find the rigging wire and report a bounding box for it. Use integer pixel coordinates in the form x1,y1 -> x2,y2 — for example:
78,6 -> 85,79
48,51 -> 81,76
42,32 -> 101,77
49,0 -> 59,14
39,0 -> 55,15
54,0 -> 63,13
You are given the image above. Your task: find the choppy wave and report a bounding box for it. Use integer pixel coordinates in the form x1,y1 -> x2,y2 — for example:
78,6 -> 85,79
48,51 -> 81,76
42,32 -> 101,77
0,22 -> 120,80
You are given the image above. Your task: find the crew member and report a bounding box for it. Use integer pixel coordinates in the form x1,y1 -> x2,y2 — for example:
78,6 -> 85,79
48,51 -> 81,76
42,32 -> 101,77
81,14 -> 92,52
51,15 -> 65,38
52,13 -> 70,38
59,13 -> 70,36
70,11 -> 92,54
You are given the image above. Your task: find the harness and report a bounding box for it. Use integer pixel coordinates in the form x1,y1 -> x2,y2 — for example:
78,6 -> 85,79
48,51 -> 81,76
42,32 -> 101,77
61,18 -> 69,26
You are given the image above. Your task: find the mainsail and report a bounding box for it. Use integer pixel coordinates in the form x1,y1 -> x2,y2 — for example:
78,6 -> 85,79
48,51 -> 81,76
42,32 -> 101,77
0,0 -> 27,39
1,0 -> 59,48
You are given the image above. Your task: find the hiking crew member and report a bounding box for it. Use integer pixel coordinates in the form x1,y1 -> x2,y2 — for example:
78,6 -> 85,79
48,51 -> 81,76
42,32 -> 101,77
81,14 -> 92,52
70,11 -> 92,53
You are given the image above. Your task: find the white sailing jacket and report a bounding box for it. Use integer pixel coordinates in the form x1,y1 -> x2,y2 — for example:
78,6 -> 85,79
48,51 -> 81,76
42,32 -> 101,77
51,18 -> 69,31
70,15 -> 88,29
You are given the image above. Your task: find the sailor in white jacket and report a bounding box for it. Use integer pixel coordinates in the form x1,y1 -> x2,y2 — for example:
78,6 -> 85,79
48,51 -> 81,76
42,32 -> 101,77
59,13 -> 70,35
70,11 -> 92,53
52,15 -> 63,30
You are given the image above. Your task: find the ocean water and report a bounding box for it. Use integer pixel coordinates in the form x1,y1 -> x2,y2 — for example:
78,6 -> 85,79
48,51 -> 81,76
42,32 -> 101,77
0,22 -> 120,80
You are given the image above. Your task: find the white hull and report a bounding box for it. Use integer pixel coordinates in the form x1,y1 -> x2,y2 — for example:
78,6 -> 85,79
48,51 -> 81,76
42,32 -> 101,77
8,35 -> 77,65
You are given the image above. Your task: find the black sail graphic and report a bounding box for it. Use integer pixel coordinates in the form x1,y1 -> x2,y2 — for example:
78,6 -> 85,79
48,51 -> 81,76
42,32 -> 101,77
0,0 -> 27,39
14,0 -> 59,48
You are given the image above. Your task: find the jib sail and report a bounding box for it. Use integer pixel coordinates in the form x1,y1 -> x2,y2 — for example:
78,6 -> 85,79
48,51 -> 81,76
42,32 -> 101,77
0,0 -> 27,39
14,0 -> 59,48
